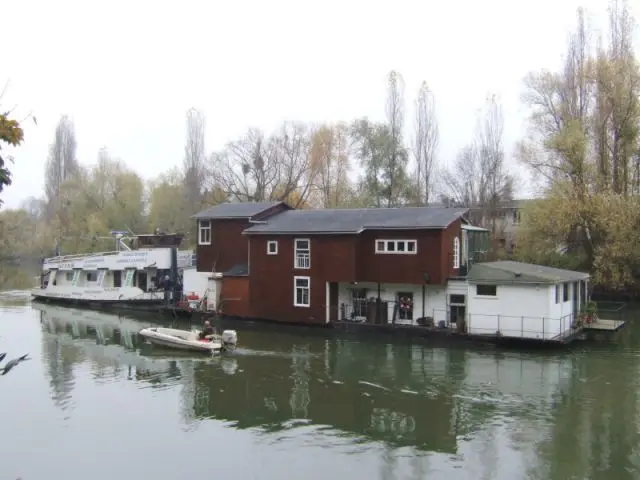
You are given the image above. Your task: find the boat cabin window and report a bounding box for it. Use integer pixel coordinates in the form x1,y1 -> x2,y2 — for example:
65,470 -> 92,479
137,271 -> 148,292
113,271 -> 122,288
65,272 -> 73,281
86,272 -> 98,282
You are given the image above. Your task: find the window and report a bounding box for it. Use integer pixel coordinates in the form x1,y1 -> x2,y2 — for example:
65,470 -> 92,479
294,238 -> 310,269
267,240 -> 278,255
397,292 -> 414,321
198,220 -> 211,245
555,284 -> 560,304
294,276 -> 310,307
65,272 -> 73,281
450,294 -> 466,305
512,210 -> 521,225
375,239 -> 417,254
563,282 -> 569,302
476,284 -> 497,296
453,237 -> 460,269
86,272 -> 98,282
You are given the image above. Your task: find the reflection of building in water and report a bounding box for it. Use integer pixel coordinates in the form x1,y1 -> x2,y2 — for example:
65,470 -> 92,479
289,345 -> 311,418
187,336 -> 463,453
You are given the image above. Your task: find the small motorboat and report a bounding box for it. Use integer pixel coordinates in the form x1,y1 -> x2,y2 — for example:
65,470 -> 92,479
138,327 -> 238,354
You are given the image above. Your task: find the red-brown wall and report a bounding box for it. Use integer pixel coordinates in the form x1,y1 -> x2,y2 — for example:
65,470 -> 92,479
196,219 -> 249,273
247,235 -> 357,324
195,204 -> 291,274
441,219 -> 463,278
356,229 -> 450,285
219,276 -> 252,318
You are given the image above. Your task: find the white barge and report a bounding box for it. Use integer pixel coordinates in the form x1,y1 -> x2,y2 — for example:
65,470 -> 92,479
32,232 -> 195,312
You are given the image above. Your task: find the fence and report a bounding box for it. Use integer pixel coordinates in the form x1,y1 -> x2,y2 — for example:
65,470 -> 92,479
339,303 -> 577,341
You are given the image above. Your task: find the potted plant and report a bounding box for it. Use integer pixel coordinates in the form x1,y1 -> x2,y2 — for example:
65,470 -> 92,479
583,301 -> 598,325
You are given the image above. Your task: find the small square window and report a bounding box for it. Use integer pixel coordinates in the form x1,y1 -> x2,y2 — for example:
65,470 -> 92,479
397,241 -> 406,252
387,241 -> 395,252
267,241 -> 278,255
407,242 -> 416,252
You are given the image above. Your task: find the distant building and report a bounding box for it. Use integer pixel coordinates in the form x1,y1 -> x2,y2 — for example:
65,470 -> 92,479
468,199 -> 533,254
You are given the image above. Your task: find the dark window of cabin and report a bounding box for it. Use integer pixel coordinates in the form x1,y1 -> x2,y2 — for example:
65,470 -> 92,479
476,284 -> 497,296
113,271 -> 122,288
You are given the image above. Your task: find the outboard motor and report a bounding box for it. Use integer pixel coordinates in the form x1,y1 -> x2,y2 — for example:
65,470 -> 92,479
221,330 -> 238,349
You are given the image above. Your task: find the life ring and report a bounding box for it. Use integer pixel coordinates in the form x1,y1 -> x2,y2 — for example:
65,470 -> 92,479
399,297 -> 413,311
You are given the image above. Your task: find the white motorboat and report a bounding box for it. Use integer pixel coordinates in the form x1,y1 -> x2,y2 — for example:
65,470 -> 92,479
138,327 -> 238,354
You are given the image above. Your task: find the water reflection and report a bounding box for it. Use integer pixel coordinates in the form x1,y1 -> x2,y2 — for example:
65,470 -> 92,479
32,302 -> 640,479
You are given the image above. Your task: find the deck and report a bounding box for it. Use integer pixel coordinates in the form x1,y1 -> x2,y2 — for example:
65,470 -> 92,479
583,318 -> 627,332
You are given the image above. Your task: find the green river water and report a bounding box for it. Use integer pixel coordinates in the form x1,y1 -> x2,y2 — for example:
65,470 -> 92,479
1,292 -> 638,480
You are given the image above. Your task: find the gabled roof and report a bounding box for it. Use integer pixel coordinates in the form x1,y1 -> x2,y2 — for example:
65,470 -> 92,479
467,261 -> 590,285
243,206 -> 469,235
193,202 -> 286,220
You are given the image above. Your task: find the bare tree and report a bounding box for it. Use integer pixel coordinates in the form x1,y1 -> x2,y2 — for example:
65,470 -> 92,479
44,115 -> 78,219
413,81 -> 439,205
441,95 -> 514,232
518,8 -> 592,188
384,70 -> 408,207
183,108 -> 206,211
309,123 -> 351,208
210,122 -> 316,207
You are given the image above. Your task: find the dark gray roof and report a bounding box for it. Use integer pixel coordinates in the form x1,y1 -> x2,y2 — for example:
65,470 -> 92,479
224,263 -> 249,277
243,207 -> 469,235
467,261 -> 590,285
193,202 -> 284,219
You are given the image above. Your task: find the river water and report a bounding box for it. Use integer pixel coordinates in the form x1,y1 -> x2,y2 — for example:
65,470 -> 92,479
1,293 -> 639,480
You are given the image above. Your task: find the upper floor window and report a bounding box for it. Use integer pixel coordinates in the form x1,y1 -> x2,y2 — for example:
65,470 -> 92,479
267,240 -> 278,255
375,239 -> 417,254
199,220 -> 211,245
294,238 -> 310,269
453,237 -> 460,269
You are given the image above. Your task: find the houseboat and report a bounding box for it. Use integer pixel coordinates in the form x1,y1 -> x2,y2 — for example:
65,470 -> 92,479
193,201 -> 599,344
32,232 -> 195,311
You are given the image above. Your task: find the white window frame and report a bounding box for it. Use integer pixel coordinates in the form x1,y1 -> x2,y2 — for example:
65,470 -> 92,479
374,239 -> 418,254
198,220 -> 211,245
453,237 -> 460,269
294,276 -> 310,307
294,238 -> 311,269
267,240 -> 278,255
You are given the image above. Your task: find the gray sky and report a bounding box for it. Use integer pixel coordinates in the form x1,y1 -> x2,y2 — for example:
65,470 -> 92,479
2,0 -> 638,209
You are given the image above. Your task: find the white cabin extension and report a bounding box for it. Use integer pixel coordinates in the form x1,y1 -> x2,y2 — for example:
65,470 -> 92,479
336,261 -> 591,342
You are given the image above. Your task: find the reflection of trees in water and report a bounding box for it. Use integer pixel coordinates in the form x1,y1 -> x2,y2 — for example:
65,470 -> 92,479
532,345 -> 640,479
40,315 -> 86,411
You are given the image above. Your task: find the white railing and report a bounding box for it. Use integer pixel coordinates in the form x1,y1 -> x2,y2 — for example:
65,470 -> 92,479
295,253 -> 310,269
44,250 -> 121,264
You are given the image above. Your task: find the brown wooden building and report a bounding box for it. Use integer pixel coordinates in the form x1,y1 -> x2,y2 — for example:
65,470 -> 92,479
194,202 -> 477,326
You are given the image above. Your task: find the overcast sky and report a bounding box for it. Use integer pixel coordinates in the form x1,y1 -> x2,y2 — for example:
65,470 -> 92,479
2,0 -> 638,209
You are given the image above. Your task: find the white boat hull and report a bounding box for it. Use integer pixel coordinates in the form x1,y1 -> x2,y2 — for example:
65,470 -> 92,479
139,327 -> 238,354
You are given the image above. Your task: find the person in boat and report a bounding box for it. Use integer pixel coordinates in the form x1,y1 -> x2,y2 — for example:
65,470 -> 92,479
199,320 -> 215,340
